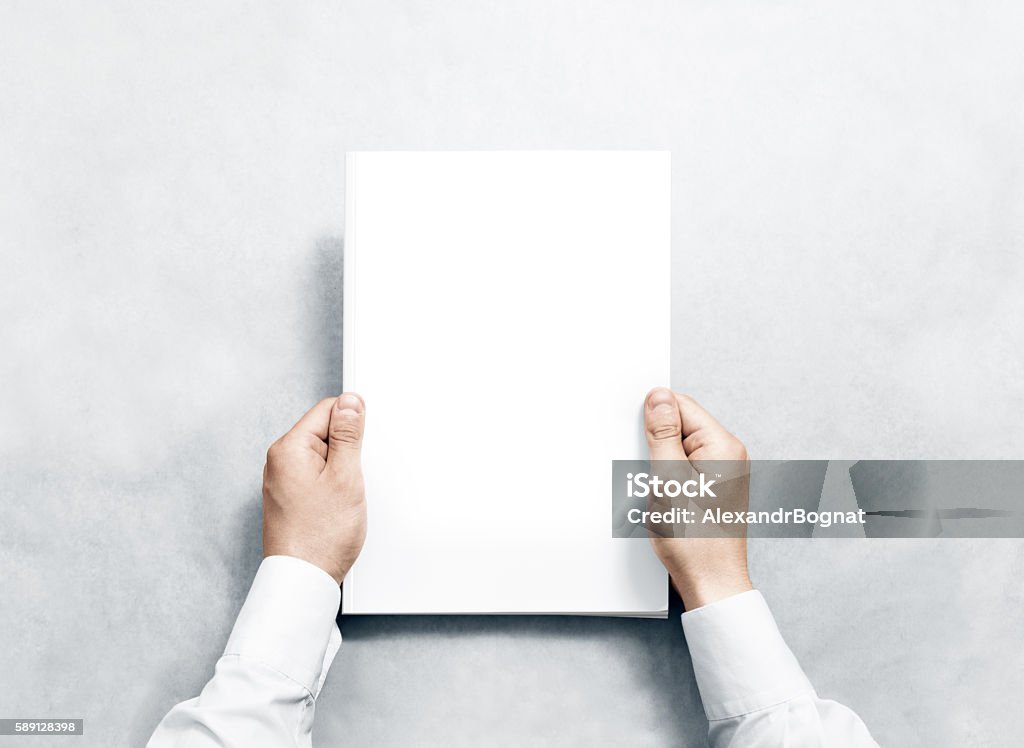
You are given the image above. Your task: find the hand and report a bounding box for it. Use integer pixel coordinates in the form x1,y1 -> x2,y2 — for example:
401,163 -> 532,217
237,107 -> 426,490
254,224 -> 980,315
643,387 -> 753,610
262,393 -> 367,584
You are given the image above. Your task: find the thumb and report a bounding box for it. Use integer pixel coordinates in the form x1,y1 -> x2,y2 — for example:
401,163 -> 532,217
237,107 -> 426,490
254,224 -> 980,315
644,387 -> 686,460
326,392 -> 365,471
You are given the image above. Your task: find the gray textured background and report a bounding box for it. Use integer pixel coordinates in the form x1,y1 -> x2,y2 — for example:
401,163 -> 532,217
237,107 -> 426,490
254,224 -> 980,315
2,2 -> 1023,746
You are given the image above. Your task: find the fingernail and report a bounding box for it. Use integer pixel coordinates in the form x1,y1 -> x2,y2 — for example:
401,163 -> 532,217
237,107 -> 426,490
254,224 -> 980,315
647,388 -> 676,412
336,393 -> 363,414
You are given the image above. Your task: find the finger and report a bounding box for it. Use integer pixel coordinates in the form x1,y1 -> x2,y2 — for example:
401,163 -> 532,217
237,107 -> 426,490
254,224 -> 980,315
302,432 -> 328,460
674,393 -> 728,440
326,392 -> 365,472
675,393 -> 748,472
287,397 -> 336,442
644,387 -> 686,460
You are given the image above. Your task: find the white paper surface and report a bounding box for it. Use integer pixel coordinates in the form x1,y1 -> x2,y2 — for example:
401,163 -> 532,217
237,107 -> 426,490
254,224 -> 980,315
343,151 -> 669,615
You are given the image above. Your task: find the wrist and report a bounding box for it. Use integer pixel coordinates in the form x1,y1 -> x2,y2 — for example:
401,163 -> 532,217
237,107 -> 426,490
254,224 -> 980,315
263,538 -> 347,586
670,570 -> 753,611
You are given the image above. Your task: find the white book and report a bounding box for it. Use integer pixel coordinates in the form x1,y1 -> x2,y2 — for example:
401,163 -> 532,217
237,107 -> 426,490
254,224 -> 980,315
342,151 -> 670,616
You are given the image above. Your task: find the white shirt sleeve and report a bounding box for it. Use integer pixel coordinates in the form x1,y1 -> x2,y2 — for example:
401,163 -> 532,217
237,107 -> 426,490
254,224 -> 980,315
148,555 -> 343,748
681,590 -> 879,747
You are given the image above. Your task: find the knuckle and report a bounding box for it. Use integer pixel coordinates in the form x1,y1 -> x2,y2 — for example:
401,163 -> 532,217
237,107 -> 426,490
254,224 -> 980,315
719,434 -> 748,460
331,418 -> 363,445
734,442 -> 749,461
266,439 -> 284,463
646,418 -> 681,441
267,435 -> 302,464
682,432 -> 704,452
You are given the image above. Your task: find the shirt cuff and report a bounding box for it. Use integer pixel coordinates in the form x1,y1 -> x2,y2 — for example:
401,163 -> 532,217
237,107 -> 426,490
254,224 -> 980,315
680,589 -> 815,721
224,555 -> 342,698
